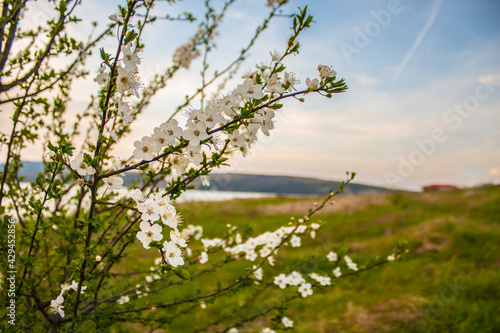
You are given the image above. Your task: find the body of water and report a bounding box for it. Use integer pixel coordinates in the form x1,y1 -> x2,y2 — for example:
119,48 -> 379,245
176,190 -> 276,203
16,182 -> 275,204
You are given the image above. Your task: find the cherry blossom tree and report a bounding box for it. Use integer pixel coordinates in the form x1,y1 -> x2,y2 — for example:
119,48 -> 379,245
0,1 -> 406,331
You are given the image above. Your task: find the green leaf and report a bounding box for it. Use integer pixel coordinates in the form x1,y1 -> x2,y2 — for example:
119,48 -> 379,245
99,48 -> 109,63
35,175 -> 46,188
47,141 -> 56,152
173,267 -> 191,280
124,30 -> 138,45
160,265 -> 171,275
83,153 -> 92,164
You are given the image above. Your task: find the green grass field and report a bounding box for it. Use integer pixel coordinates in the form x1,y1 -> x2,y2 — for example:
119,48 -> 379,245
108,185 -> 500,333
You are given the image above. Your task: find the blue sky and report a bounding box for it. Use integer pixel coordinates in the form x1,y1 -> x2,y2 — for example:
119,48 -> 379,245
6,0 -> 500,190
184,0 -> 500,190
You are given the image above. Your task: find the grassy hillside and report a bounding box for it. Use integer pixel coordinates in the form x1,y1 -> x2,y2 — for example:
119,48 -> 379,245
108,185 -> 500,332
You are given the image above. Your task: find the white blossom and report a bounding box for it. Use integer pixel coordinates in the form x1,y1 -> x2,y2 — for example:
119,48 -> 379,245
284,71 -> 300,91
159,119 -> 184,145
305,77 -> 319,90
93,64 -> 108,85
310,223 -> 321,230
115,99 -> 134,125
199,251 -> 208,264
235,79 -> 264,100
170,229 -> 187,248
69,280 -> 86,294
121,43 -> 141,72
200,175 -> 210,186
170,154 -> 190,175
109,13 -> 124,24
186,146 -> 204,165
136,221 -> 163,249
281,316 -> 294,328
309,273 -> 331,286
253,265 -> 263,280
261,328 -> 275,333
317,64 -> 337,78
253,109 -> 275,136
131,188 -> 146,204
133,136 -> 157,161
159,203 -> 179,229
228,130 -> 247,148
266,0 -> 286,7
138,198 -> 161,222
270,49 -> 281,62
50,295 -> 65,317
344,255 -> 358,271
290,235 -> 301,247
327,251 -> 338,262
151,127 -> 171,149
298,282 -> 313,298
70,154 -> 95,176
274,273 -> 288,289
116,67 -> 140,97
265,73 -> 285,94
103,175 -> 124,190
268,256 -> 275,266
197,105 -> 226,128
182,225 -> 203,241
163,240 -> 184,267
184,121 -> 210,147
255,61 -> 269,71
245,250 -> 257,261
117,295 -> 130,304
288,271 -> 305,286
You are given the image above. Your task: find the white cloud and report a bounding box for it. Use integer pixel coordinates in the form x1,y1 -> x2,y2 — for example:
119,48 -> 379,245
356,74 -> 378,86
393,0 -> 442,80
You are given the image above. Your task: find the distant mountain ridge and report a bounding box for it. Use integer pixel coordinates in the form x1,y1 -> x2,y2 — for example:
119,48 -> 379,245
4,161 -> 389,195
198,173 -> 388,195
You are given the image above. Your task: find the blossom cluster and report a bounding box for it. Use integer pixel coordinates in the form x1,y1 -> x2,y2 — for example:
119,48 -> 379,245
83,5 -> 350,326
199,220 -> 319,266
195,212 -> 364,303
49,280 -> 87,317
94,39 -> 142,127
128,48 -> 339,173
130,78 -> 279,167
229,316 -> 293,333
265,0 -> 287,8
173,26 -> 203,69
0,0 -> 402,330
131,189 -> 186,267
268,250 -> 360,299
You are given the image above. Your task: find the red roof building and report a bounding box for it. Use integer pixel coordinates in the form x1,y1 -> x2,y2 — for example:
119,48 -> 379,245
422,184 -> 461,192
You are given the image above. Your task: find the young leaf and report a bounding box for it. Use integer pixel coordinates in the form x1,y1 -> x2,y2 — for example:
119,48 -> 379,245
173,267 -> 191,280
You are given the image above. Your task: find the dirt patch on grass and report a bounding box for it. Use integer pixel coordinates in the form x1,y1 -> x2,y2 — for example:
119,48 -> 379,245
410,217 -> 455,254
257,193 -> 389,216
416,237 -> 450,253
331,295 -> 427,333
411,189 -> 494,209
